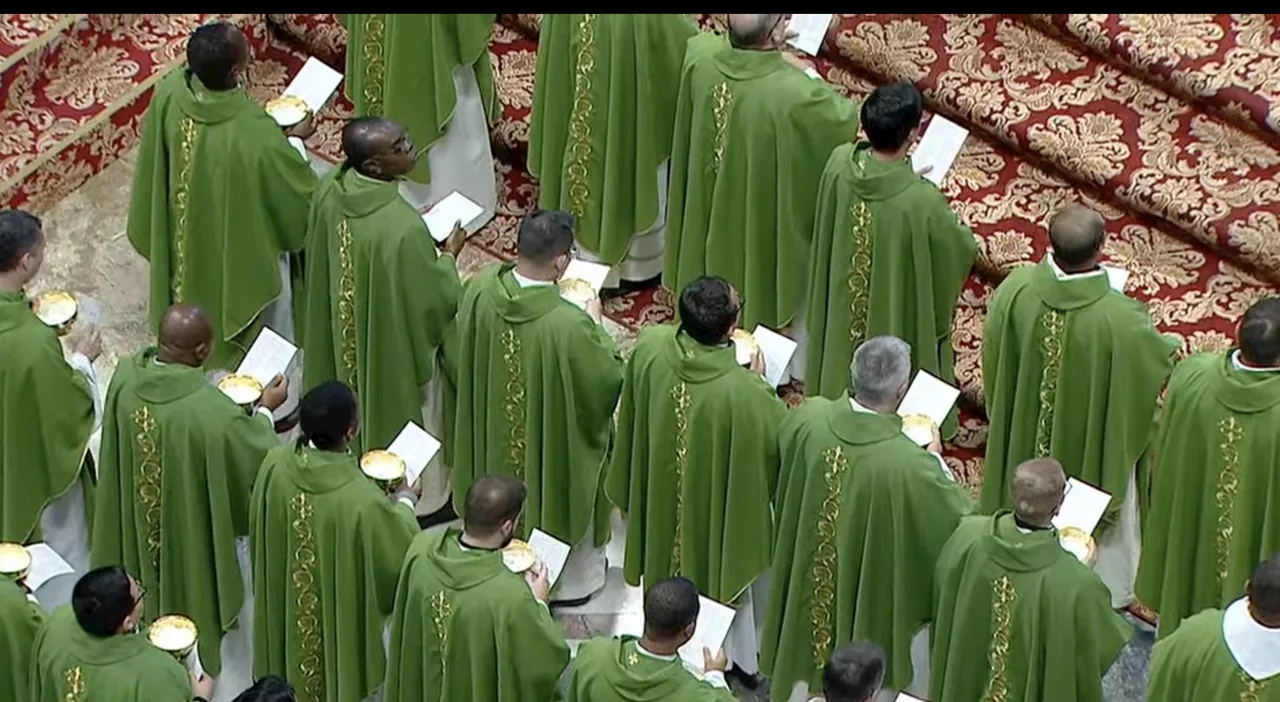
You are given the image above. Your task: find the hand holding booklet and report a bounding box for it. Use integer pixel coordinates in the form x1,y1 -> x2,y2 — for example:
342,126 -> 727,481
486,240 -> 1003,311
282,57 -> 344,115
527,529 -> 571,587
1051,477 -> 1112,537
896,370 -> 961,445
236,327 -> 297,388
911,114 -> 969,187
423,191 -> 483,242
610,594 -> 736,669
785,14 -> 833,56
750,325 -> 798,389
385,422 -> 442,488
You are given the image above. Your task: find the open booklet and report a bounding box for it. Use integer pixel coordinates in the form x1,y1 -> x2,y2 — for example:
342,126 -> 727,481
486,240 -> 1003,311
1051,477 -> 1112,537
385,422 -> 443,488
610,595 -> 735,669
527,529 -> 572,588
1103,265 -> 1129,293
282,57 -> 344,117
785,14 -> 832,56
236,327 -> 297,388
423,191 -> 484,241
559,259 -> 612,310
24,543 -> 74,593
896,370 -> 961,445
911,114 -> 969,187
750,325 -> 798,389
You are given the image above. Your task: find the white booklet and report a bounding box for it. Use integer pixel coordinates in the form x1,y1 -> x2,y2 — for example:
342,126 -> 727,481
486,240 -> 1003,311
283,57 -> 344,114
562,258 -> 611,292
1052,477 -> 1112,537
911,114 -> 969,187
751,325 -> 798,389
422,191 -> 484,242
386,422 -> 442,488
786,14 -> 832,56
1103,265 -> 1129,293
528,528 -> 572,588
896,370 -> 961,445
24,543 -> 74,592
896,694 -> 927,702
236,327 -> 297,388
678,596 -> 736,668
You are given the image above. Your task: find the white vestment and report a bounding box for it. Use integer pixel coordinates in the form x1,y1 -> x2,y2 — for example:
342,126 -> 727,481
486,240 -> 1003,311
414,353 -> 452,518
551,531 -> 609,603
194,536 -> 255,702
1093,465 -> 1142,609
578,162 -> 670,287
722,572 -> 771,675
780,280 -> 810,385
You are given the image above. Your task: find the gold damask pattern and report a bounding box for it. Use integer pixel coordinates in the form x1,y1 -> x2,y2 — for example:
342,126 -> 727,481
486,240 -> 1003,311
711,81 -> 733,171
133,406 -> 162,575
1215,416 -> 1243,592
63,666 -> 84,702
429,590 -> 454,683
170,117 -> 197,302
290,492 -> 324,700
337,219 -> 357,388
1034,310 -> 1065,457
1239,670 -> 1270,702
670,381 -> 692,576
360,14 -> 386,113
564,14 -> 597,219
809,445 -> 848,669
982,575 -> 1017,702
501,328 -> 528,483
847,200 -> 873,353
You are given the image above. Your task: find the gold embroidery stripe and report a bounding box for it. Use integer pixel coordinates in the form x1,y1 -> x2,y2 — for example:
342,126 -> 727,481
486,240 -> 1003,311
133,406 -> 163,578
670,381 -> 692,576
847,201 -> 873,354
565,14 -> 597,219
1216,417 -> 1243,593
63,666 -> 84,702
711,81 -> 733,171
810,445 -> 848,669
1034,309 -> 1065,457
1240,670 -> 1270,702
501,327 -> 527,532
982,575 -> 1017,702
361,14 -> 387,113
429,590 -> 454,686
291,493 -> 324,700
171,117 -> 198,302
337,219 -> 358,388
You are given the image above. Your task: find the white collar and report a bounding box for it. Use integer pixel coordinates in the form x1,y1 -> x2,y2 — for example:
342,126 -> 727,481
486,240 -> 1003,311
1223,598 -> 1280,680
1046,254 -> 1106,281
635,642 -> 678,662
1232,350 -> 1280,373
511,269 -> 555,289
849,397 -> 879,415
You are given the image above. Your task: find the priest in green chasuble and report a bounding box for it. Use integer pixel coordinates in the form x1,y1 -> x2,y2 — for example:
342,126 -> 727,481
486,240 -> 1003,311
981,204 -> 1177,609
929,459 -> 1132,702
529,14 -> 698,285
563,577 -> 735,701
0,209 -> 101,579
251,381 -> 419,702
31,566 -> 213,702
1137,297 -> 1280,640
385,475 -> 569,701
449,210 -> 623,603
343,14 -> 498,230
664,13 -> 858,333
761,336 -> 973,701
791,642 -> 887,702
1147,553 -> 1280,700
0,577 -> 42,702
607,275 -> 785,675
804,82 -> 976,419
302,117 -> 465,517
91,305 -> 286,690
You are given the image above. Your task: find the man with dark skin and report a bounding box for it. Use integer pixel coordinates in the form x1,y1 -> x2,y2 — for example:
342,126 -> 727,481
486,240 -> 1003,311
163,304 -> 288,407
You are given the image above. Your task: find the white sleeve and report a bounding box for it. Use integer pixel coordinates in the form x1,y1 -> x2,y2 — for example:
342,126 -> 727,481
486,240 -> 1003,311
66,352 -> 102,429
934,452 -> 957,482
254,406 -> 275,426
702,670 -> 730,690
804,66 -> 823,81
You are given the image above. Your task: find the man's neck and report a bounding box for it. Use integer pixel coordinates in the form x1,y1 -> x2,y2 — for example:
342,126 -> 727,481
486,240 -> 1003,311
1248,602 -> 1280,630
1237,352 -> 1273,370
870,146 -> 909,163
154,352 -> 198,368
1051,253 -> 1100,275
513,261 -> 559,283
1014,514 -> 1052,532
637,635 -> 681,657
458,530 -> 505,551
852,394 -> 895,414
353,165 -> 395,182
0,275 -> 25,294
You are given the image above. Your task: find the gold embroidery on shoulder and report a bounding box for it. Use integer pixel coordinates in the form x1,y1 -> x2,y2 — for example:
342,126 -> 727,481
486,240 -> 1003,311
711,82 -> 733,171
1034,309 -> 1065,456
982,575 -> 1017,702
847,201 -> 873,354
63,666 -> 84,702
361,15 -> 387,113
1216,417 -> 1244,593
626,649 -> 640,667
1240,669 -> 1270,701
565,14 -> 597,219
133,406 -> 163,578
810,445 -> 849,669
670,381 -> 692,576
291,493 -> 324,700
337,219 -> 358,388
171,117 -> 198,302
429,590 -> 454,683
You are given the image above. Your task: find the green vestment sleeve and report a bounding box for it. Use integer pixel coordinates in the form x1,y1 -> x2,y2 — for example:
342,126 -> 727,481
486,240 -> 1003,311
301,165 -> 462,452
761,397 -> 974,697
804,142 -> 977,429
449,265 -> 623,546
30,606 -> 190,702
1146,608 -> 1280,701
384,528 -> 570,701
344,13 -> 495,185
529,14 -> 698,263
929,513 -> 1132,702
0,579 -> 42,702
664,33 -> 859,329
250,444 -> 418,702
606,325 -> 785,603
979,261 -> 1178,526
568,636 -> 736,701
0,291 -> 95,543
127,71 -> 318,370
90,347 -> 278,675
1136,352 -> 1280,639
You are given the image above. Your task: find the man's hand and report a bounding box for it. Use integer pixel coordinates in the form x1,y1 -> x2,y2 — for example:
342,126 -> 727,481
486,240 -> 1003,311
702,647 -> 729,674
260,374 -> 289,412
286,114 -> 316,141
442,220 -> 468,257
67,324 -> 103,362
190,673 -> 215,701
524,562 -> 552,604
748,346 -> 767,376
585,297 -> 605,326
926,423 -> 944,456
779,50 -> 815,73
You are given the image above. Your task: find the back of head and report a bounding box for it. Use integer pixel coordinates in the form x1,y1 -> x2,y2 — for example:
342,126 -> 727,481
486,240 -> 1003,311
72,567 -> 134,638
1249,552 -> 1280,626
516,210 -> 575,265
860,82 -> 924,153
728,14 -> 782,49
822,641 -> 886,702
299,381 -> 358,451
643,577 -> 700,640
850,336 -> 912,409
186,21 -> 246,90
1048,204 -> 1106,269
1010,458 -> 1067,527
341,116 -> 399,171
0,208 -> 42,273
463,475 -> 527,538
1240,297 -> 1280,367
677,276 -> 738,346
232,676 -> 296,702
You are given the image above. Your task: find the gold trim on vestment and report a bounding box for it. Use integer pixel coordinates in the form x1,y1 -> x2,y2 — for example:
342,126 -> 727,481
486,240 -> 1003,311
711,82 -> 733,171
1240,670 -> 1271,701
290,493 -> 324,700
847,201 -> 873,353
361,14 -> 387,114
133,406 -> 163,577
501,327 -> 528,534
810,445 -> 848,669
565,14 -> 597,219
670,381 -> 692,576
336,219 -> 358,388
982,575 -> 1016,702
1034,309 -> 1065,457
1216,416 -> 1243,593
63,666 -> 84,702
171,117 -> 198,302
429,590 -> 454,683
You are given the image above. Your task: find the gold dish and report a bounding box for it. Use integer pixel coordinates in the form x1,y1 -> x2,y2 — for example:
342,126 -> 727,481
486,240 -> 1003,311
731,329 -> 760,366
502,539 -> 538,573
32,290 -> 77,335
360,450 -> 406,493
1059,526 -> 1098,566
558,277 -> 595,307
265,95 -> 310,127
901,413 -> 937,446
217,373 -> 263,408
148,615 -> 198,659
0,543 -> 31,580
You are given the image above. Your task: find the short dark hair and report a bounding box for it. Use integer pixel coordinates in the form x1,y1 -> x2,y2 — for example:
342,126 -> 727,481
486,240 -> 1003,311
1250,552 -> 1280,623
1240,297 -> 1280,367
232,676 -> 296,702
463,475 -> 527,537
822,641 -> 887,702
677,276 -> 738,346
72,567 -> 135,638
186,21 -> 245,90
860,82 -> 924,152
299,381 -> 357,451
643,577 -> 700,639
516,210 -> 575,265
0,209 -> 43,272
1048,204 -> 1106,268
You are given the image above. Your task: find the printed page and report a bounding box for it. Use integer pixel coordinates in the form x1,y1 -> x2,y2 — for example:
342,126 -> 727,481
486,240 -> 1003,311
1052,477 -> 1112,537
527,529 -> 572,587
283,57 -> 344,113
677,596 -> 736,668
911,114 -> 969,187
386,422 -> 442,488
236,327 -> 298,388
751,325 -> 798,389
897,370 -> 961,427
562,259 -> 611,292
786,14 -> 832,55
422,191 -> 484,242
24,543 -> 73,592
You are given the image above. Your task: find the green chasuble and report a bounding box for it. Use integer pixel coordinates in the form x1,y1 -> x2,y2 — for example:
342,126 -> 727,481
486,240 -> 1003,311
343,14 -> 496,185
760,395 -> 973,697
529,14 -> 697,264
664,32 -> 859,329
128,70 -> 317,370
0,579 -> 42,702
979,260 -> 1178,525
384,527 -> 570,701
90,346 -> 278,676
1147,607 -> 1280,701
1136,351 -> 1280,639
251,443 -> 418,702
448,264 -> 623,546
0,290 -> 94,543
30,605 -> 190,702
804,142 -> 977,423
302,165 -> 462,453
929,512 -> 1132,702
568,636 -> 735,701
606,324 -> 785,602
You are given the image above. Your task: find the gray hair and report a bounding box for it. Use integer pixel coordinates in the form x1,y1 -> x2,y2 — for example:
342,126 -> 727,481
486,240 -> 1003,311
728,14 -> 782,49
850,336 -> 912,408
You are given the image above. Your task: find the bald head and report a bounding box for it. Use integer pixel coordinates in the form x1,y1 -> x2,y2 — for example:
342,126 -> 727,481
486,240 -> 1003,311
342,116 -> 414,179
1010,458 -> 1066,528
728,14 -> 782,49
1048,204 -> 1106,271
157,303 -> 212,359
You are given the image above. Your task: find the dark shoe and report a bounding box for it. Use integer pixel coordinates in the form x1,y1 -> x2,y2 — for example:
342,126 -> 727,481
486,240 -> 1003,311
725,664 -> 764,690
416,499 -> 459,531
273,407 -> 301,434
